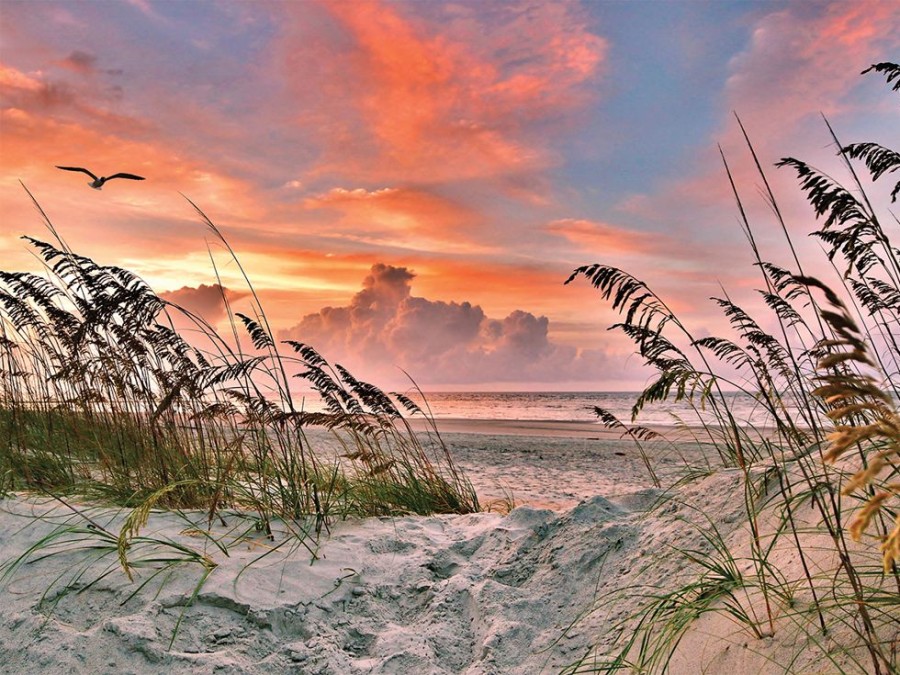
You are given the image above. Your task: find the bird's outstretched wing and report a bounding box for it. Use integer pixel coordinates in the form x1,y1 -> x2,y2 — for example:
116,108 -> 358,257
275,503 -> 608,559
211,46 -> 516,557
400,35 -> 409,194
56,166 -> 99,180
106,173 -> 145,181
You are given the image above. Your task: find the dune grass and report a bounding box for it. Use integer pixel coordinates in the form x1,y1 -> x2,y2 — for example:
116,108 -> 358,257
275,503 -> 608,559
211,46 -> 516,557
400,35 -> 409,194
0,189 -> 478,533
565,63 -> 899,674
0,189 -> 480,641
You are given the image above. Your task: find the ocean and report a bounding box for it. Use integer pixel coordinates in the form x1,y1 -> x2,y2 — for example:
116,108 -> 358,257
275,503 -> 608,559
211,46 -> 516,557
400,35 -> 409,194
389,391 -> 796,428
291,389 -> 820,428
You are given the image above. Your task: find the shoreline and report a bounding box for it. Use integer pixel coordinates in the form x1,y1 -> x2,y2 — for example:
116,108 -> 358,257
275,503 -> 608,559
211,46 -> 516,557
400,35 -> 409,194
405,416 -> 761,443
407,416 -> 613,438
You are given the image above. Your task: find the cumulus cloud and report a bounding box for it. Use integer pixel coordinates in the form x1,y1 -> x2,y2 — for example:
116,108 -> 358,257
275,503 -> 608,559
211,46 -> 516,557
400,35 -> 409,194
160,283 -> 248,325
279,263 -> 611,386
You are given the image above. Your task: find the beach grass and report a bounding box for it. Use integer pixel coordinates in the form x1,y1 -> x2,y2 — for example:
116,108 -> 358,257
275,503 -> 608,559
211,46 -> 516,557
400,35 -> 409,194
0,191 -> 479,533
0,193 -> 481,647
564,63 -> 899,674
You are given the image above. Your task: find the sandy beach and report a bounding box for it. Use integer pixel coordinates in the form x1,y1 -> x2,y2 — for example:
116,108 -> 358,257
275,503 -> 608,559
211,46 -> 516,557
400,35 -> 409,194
1,419 -> 861,675
417,419 -> 714,511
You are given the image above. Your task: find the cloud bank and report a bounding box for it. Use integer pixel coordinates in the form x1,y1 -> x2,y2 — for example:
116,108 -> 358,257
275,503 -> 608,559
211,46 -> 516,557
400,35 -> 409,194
280,263 -> 610,387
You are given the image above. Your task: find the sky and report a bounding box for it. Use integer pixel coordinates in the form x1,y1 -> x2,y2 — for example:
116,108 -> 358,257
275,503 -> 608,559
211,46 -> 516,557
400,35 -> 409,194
1,0 -> 898,391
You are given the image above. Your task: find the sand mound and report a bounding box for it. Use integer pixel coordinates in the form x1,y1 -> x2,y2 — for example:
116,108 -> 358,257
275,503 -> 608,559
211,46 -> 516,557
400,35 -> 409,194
0,462 -> 889,674
0,470 -> 722,674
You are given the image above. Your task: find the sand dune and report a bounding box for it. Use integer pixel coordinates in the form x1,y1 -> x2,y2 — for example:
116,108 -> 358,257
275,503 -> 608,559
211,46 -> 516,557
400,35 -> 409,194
0,425 -> 883,674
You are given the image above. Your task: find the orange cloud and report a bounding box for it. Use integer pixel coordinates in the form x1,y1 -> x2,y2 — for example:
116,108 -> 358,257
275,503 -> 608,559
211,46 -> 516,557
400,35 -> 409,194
0,74 -> 277,299
0,63 -> 43,91
276,0 -> 605,187
0,94 -> 264,218
401,257 -> 574,319
545,218 -> 669,256
303,185 -> 484,251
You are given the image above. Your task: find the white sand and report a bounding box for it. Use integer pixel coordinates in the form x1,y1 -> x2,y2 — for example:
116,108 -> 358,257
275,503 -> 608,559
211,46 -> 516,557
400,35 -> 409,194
0,422 -> 887,674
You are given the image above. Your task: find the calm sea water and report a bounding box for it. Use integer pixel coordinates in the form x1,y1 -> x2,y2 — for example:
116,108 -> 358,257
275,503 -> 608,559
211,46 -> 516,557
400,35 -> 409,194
292,389 -> 819,427
398,391 -> 793,428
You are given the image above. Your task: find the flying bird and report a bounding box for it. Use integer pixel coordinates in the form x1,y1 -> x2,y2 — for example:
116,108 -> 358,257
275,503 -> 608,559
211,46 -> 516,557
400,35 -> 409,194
56,166 -> 146,190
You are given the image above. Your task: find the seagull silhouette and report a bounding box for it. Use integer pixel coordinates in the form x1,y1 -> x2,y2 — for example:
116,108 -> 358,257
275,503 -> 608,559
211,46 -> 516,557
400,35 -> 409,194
56,166 -> 146,190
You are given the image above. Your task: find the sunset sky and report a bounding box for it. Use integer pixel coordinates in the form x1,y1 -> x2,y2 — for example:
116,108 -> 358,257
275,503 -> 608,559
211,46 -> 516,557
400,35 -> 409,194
1,0 -> 898,390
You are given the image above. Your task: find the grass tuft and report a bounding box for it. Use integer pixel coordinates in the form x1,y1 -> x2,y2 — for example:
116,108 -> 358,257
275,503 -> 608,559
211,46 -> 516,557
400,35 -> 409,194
566,62 -> 900,674
0,190 -> 478,627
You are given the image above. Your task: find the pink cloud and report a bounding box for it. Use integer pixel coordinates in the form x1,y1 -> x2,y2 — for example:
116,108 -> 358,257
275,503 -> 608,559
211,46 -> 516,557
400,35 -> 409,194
276,0 -> 606,187
0,63 -> 44,92
723,2 -> 900,136
303,185 -> 483,250
545,218 -> 670,256
611,1 -> 900,292
279,262 -> 613,386
0,61 -> 139,135
159,283 -> 248,326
